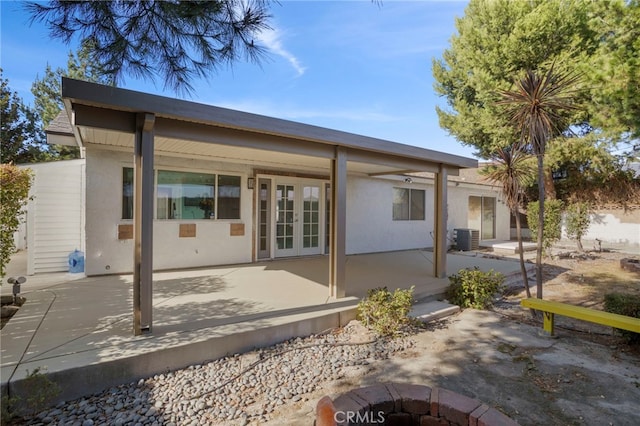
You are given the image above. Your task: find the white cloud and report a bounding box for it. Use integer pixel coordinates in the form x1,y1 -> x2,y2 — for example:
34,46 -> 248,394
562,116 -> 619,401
258,27 -> 307,77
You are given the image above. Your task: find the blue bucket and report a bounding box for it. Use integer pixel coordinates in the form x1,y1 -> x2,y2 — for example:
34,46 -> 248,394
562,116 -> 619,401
68,249 -> 85,274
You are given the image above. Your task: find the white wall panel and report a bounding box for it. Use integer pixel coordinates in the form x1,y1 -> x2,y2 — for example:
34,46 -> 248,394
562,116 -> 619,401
21,159 -> 85,274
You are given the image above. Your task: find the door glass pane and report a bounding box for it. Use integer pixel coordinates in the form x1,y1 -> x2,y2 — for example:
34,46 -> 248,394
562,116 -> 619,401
276,185 -> 295,251
482,197 -> 496,239
285,230 -> 294,248
258,181 -> 270,256
468,196 -> 482,231
325,184 -> 331,254
302,186 -> 320,248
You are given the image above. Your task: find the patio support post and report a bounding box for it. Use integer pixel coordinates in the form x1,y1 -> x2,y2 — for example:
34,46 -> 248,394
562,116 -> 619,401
330,146 -> 347,298
133,113 -> 155,335
433,164 -> 448,278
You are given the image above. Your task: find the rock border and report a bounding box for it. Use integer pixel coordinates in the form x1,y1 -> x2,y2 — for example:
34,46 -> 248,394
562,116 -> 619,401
316,383 -> 518,426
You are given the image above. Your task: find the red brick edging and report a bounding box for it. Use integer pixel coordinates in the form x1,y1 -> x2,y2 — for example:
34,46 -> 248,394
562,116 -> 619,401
315,383 -> 518,426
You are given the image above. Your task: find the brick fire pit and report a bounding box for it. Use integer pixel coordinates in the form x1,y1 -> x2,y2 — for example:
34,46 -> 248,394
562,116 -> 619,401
316,383 -> 518,426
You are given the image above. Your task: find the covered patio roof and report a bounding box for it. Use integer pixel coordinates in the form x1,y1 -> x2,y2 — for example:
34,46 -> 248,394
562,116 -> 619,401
58,79 -> 475,176
56,77 -> 477,334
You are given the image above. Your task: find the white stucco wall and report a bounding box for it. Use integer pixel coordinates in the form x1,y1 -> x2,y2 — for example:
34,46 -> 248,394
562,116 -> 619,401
345,176 -> 509,255
346,176 -> 434,254
84,148 -> 508,274
85,147 -> 253,275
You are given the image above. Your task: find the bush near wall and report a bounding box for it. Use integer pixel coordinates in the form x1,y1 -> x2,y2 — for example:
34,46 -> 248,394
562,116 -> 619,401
0,164 -> 32,277
604,293 -> 640,344
446,268 -> 505,309
357,286 -> 415,336
527,199 -> 563,256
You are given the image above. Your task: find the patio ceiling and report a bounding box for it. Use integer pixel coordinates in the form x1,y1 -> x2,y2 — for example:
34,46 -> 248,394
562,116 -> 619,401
78,127 -> 421,176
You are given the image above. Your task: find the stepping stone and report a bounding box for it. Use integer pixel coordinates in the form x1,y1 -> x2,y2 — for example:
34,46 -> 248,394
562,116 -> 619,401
411,301 -> 460,323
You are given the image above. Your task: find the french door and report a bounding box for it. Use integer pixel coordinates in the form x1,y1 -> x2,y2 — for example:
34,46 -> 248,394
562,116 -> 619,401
274,180 -> 324,258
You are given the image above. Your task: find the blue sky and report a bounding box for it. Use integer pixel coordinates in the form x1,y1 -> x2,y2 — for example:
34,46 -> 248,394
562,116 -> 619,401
1,0 -> 474,158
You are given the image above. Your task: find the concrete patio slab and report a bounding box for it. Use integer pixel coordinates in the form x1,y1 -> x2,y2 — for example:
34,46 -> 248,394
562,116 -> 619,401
1,249 -> 527,408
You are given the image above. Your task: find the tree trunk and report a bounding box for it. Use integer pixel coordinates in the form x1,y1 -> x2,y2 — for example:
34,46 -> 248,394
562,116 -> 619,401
576,203 -> 584,252
515,211 -> 531,299
544,167 -> 556,200
536,155 -> 545,299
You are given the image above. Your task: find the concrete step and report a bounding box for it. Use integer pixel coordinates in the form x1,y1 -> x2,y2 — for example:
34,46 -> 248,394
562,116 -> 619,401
491,241 -> 537,255
411,300 -> 460,323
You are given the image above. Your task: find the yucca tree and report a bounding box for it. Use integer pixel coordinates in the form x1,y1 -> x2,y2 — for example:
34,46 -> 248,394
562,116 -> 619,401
481,146 -> 536,298
498,65 -> 580,299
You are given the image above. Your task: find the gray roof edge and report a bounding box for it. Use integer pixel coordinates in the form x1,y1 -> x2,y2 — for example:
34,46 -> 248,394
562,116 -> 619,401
62,77 -> 477,169
46,110 -> 73,135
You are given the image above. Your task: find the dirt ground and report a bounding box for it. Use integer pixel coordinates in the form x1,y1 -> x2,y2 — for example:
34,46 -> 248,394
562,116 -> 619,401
262,250 -> 640,426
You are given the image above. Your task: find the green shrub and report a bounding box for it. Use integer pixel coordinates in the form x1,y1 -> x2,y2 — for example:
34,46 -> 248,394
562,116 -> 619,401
527,199 -> 563,256
565,202 -> 591,252
0,165 -> 33,278
357,286 -> 415,336
446,267 -> 505,309
1,367 -> 60,424
604,293 -> 640,344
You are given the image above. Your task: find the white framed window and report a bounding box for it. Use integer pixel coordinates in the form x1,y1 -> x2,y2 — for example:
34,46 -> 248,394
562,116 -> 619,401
157,170 -> 216,220
121,167 -> 241,220
217,175 -> 241,219
122,167 -> 134,219
393,188 -> 425,221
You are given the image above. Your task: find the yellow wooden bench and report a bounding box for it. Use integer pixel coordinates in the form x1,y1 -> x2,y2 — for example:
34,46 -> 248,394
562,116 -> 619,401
521,298 -> 640,336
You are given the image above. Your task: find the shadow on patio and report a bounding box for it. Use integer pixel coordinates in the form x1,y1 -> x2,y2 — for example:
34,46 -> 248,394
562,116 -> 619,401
1,249 -> 525,407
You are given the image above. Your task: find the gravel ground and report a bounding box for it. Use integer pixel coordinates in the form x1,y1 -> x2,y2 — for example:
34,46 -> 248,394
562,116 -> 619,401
13,321 -> 413,426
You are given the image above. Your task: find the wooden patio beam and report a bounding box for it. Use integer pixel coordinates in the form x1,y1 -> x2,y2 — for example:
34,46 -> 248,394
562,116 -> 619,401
433,165 -> 448,278
133,113 -> 155,335
330,146 -> 347,298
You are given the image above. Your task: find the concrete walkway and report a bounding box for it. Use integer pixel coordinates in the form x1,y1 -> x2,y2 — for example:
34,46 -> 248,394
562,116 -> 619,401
1,249 -> 527,406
